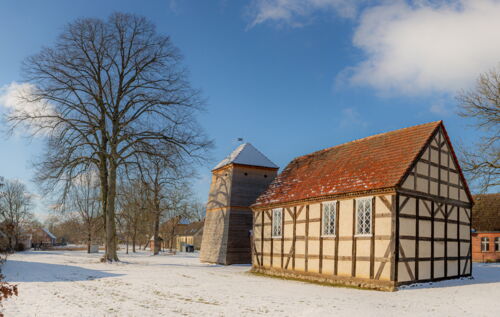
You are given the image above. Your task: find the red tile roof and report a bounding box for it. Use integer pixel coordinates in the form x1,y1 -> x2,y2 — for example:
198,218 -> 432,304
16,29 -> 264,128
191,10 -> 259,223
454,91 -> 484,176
472,193 -> 500,231
253,121 -> 444,207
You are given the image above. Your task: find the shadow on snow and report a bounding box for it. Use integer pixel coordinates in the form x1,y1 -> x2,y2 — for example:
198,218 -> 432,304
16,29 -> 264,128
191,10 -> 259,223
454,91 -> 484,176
400,263 -> 500,290
2,260 -> 123,282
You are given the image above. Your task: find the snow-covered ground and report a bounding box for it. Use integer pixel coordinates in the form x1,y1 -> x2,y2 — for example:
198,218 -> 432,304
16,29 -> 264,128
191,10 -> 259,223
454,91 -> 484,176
2,250 -> 499,316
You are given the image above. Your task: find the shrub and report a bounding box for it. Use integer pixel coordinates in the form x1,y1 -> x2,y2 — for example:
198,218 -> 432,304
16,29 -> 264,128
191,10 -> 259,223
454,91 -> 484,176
14,243 -> 26,252
0,254 -> 18,315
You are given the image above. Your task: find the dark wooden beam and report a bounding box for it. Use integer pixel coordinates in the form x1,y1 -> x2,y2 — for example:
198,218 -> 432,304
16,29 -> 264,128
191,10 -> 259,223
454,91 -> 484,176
334,200 -> 340,276
351,199 -> 357,277
399,213 -> 469,226
270,210 -> 274,268
399,244 -> 415,281
319,203 -> 324,274
420,158 -> 458,174
305,205 -> 309,272
261,210 -> 264,266
292,206 -> 297,270
415,198 -> 420,281
391,194 -> 398,282
431,201 -> 435,280
409,172 -> 463,190
444,204 -> 448,277
370,196 -> 376,279
397,188 -> 471,208
457,206 -> 460,276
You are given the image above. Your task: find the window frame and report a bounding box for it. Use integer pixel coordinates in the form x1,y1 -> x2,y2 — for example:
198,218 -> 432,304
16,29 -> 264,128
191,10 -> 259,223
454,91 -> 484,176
495,237 -> 500,252
355,197 -> 373,237
271,208 -> 283,238
321,201 -> 337,237
481,237 -> 490,252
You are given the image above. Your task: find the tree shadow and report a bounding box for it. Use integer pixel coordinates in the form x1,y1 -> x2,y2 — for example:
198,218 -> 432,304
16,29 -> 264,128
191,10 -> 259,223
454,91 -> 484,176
2,260 -> 123,282
400,263 -> 500,290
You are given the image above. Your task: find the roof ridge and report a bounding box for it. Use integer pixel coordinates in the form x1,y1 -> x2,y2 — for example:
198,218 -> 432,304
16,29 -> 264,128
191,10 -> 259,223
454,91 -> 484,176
231,142 -> 249,163
294,121 -> 442,161
245,143 -> 278,169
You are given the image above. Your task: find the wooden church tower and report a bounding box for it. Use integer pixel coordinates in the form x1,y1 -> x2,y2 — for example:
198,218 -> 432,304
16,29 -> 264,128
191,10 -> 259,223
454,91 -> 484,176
200,143 -> 278,265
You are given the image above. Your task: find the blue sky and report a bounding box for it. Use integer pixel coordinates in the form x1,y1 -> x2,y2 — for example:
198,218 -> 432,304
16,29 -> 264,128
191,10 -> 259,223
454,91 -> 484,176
1,0 -> 498,220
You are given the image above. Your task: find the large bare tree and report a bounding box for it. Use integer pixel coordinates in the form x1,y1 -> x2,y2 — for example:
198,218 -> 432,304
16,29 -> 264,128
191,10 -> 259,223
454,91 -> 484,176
6,13 -> 211,261
457,67 -> 500,192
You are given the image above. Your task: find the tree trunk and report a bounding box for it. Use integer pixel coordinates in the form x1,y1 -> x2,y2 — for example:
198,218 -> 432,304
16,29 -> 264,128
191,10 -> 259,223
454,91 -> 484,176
99,152 -> 109,260
87,230 -> 91,254
104,159 -> 119,262
132,229 -> 136,253
126,233 -> 129,254
153,191 -> 161,255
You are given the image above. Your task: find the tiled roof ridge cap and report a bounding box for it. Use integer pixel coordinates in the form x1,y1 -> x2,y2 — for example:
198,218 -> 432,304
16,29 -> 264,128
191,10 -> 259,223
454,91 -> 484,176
292,121 -> 442,162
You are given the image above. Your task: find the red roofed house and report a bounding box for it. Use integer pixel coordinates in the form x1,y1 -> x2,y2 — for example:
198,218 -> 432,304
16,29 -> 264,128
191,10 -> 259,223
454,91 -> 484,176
251,121 -> 473,290
471,193 -> 500,262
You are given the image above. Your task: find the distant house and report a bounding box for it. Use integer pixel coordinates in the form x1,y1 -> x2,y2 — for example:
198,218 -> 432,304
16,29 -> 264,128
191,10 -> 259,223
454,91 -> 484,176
32,228 -> 57,247
160,218 -> 188,250
471,193 -> 500,262
18,232 -> 32,250
176,221 -> 204,251
148,235 -> 164,251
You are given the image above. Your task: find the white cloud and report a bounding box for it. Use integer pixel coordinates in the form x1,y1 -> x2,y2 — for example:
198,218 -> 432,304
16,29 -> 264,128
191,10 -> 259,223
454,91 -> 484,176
247,0 -> 363,27
349,0 -> 500,94
339,107 -> 367,128
0,81 -> 56,136
248,0 -> 500,95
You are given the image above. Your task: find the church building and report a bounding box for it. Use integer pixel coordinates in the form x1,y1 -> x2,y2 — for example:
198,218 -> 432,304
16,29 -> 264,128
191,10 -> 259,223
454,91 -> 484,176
251,121 -> 473,290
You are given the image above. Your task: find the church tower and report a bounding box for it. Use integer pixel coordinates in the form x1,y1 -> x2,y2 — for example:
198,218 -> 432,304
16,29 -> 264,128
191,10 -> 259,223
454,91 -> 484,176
200,143 -> 278,265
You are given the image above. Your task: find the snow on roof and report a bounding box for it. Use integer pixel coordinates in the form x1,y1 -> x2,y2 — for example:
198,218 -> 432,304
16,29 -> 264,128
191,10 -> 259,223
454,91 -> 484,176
213,143 -> 278,171
43,228 -> 56,239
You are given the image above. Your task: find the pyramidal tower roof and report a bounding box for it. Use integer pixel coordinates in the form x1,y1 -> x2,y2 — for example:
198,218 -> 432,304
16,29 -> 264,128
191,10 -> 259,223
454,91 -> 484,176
213,143 -> 278,171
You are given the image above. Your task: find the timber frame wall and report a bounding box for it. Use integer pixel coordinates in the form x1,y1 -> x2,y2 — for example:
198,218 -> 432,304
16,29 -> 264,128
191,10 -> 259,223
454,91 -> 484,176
251,125 -> 472,290
252,191 -> 397,290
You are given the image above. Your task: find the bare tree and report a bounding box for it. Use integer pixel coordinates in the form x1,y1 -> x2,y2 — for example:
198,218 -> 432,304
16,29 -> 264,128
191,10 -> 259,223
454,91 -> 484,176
67,172 -> 102,252
0,179 -> 33,250
186,200 -> 206,222
117,180 -> 151,253
139,154 -> 195,255
161,183 -> 196,251
6,13 -> 211,261
457,67 -> 500,192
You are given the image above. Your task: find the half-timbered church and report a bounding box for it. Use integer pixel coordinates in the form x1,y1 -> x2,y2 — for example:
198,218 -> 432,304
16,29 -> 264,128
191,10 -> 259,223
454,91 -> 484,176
251,121 -> 473,290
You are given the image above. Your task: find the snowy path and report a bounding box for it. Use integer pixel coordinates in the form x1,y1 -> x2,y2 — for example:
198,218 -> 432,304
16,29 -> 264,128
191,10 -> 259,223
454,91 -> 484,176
2,250 -> 499,316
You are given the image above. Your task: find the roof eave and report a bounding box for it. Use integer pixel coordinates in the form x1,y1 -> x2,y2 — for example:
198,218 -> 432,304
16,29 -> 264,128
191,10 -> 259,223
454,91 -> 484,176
251,187 -> 397,210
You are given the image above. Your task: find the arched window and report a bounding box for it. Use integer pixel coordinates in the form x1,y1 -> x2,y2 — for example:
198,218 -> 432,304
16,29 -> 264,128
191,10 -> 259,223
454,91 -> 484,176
481,237 -> 490,252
